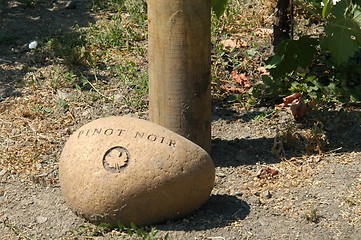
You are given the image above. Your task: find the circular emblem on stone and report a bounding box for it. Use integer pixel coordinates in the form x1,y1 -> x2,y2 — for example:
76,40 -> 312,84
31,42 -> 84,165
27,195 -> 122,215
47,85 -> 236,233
102,146 -> 130,173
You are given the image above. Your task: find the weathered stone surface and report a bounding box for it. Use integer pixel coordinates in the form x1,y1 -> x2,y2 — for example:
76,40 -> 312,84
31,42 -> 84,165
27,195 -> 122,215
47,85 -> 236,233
59,116 -> 215,226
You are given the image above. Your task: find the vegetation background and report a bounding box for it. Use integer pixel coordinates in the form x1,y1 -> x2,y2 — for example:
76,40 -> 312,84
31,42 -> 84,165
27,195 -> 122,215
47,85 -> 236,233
0,0 -> 360,239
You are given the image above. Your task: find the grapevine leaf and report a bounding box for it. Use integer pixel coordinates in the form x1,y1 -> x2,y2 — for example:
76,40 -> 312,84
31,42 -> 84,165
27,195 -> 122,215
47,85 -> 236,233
322,17 -> 361,65
211,0 -> 228,18
332,0 -> 349,19
283,36 -> 318,68
266,36 -> 318,77
264,55 -> 284,70
262,75 -> 274,86
350,85 -> 361,101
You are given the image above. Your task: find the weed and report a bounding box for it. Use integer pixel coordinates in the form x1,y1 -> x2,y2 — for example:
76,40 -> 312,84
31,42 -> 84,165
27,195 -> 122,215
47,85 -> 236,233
252,109 -> 278,121
72,222 -> 169,240
113,61 -> 148,110
26,72 -> 42,89
50,67 -> 78,90
304,208 -> 321,223
3,217 -> 30,239
308,121 -> 326,154
77,74 -> 110,100
44,29 -> 89,65
85,0 -> 147,55
31,104 -> 52,115
116,222 -> 170,240
57,98 -> 69,110
72,224 -> 108,237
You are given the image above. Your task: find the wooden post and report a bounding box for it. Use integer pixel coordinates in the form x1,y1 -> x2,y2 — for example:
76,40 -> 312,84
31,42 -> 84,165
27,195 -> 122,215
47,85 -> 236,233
148,0 -> 211,153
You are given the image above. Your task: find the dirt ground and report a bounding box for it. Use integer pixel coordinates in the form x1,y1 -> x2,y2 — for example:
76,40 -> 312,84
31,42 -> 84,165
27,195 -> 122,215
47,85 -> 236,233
1,1 -> 361,239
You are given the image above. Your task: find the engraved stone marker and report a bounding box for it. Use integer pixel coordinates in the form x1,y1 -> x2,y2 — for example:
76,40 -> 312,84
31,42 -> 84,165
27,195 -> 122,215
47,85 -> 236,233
59,116 -> 215,226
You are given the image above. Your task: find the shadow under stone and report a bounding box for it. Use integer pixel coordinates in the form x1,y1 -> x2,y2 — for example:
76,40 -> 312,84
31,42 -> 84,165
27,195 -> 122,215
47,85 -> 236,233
156,194 -> 250,231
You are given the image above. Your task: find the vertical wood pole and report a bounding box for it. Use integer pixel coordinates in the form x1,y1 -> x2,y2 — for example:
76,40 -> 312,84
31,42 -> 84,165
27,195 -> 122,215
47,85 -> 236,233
148,0 -> 212,153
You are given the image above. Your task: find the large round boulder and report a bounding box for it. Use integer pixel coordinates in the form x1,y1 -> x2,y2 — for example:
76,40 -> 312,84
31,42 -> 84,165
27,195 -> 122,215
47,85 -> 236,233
59,116 -> 215,226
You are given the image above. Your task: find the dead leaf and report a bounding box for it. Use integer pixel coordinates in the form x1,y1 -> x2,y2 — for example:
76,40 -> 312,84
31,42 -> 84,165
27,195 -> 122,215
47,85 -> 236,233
265,167 -> 279,176
238,39 -> 248,48
283,92 -> 302,106
274,103 -> 286,110
220,39 -> 237,49
232,71 -> 251,89
309,99 -> 316,107
255,28 -> 273,38
257,67 -> 270,76
256,167 -> 279,179
220,85 -> 244,94
275,93 -> 309,120
290,96 -> 308,120
220,38 -> 248,50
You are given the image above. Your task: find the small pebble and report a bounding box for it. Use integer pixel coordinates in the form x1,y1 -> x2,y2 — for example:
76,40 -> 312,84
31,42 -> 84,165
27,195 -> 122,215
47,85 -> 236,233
65,1 -> 76,9
261,190 -> 272,199
234,191 -> 243,196
216,172 -> 226,178
330,213 -> 339,221
36,216 -> 48,224
248,195 -> 260,206
82,110 -> 90,117
29,41 -> 38,49
0,169 -> 6,176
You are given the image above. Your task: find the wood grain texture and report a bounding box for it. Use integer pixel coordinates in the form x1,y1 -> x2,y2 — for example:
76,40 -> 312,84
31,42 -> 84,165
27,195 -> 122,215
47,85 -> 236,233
148,0 -> 211,153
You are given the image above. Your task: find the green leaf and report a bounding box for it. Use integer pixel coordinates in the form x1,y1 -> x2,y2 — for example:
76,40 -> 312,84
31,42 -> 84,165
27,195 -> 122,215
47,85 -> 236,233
227,94 -> 237,103
266,36 -> 318,77
261,75 -> 274,86
283,36 -> 318,68
331,0 -> 350,19
264,55 -> 284,69
350,84 -> 361,100
327,82 -> 337,91
211,0 -> 228,18
322,17 -> 361,65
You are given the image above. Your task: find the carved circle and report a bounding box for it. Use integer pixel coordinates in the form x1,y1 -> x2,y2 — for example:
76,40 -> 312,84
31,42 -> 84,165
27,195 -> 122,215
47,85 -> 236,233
102,146 -> 130,173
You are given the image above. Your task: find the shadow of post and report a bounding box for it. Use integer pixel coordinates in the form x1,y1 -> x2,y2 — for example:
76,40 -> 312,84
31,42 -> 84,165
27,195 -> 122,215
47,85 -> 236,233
211,137 -> 281,167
